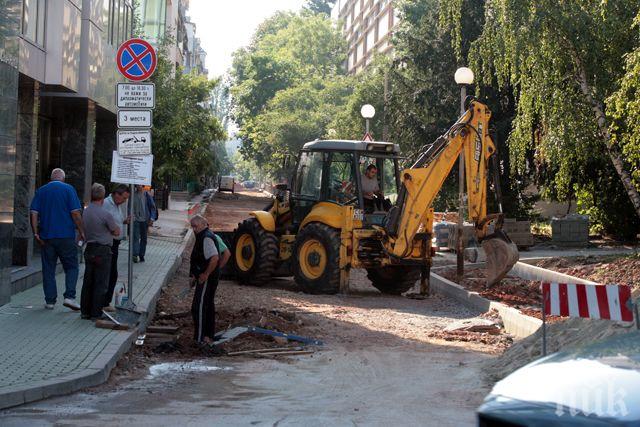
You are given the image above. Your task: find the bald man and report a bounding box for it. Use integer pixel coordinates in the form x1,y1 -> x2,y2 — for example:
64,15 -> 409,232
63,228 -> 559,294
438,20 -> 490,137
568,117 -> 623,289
30,168 -> 86,310
188,215 -> 230,346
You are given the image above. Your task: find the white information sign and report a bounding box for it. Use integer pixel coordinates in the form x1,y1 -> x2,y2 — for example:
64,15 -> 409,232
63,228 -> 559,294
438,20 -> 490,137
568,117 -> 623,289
110,151 -> 153,185
116,83 -> 155,108
117,130 -> 151,156
118,110 -> 152,128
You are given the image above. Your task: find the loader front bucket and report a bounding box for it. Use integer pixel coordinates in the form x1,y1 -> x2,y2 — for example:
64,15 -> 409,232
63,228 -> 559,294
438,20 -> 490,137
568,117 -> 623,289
481,230 -> 519,286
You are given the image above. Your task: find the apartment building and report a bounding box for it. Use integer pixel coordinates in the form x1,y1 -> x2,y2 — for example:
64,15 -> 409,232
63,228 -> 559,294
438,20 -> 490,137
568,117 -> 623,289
137,0 -> 207,76
331,0 -> 400,74
0,0 -> 133,304
184,20 -> 207,75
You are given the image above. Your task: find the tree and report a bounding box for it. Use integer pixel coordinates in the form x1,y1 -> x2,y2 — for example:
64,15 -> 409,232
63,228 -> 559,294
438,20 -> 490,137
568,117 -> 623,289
230,12 -> 348,178
441,0 -> 640,235
304,0 -> 336,16
150,43 -> 226,184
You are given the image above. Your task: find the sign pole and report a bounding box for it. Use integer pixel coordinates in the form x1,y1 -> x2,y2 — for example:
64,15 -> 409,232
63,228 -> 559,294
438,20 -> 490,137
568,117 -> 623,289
114,37 -> 158,309
128,183 -> 134,305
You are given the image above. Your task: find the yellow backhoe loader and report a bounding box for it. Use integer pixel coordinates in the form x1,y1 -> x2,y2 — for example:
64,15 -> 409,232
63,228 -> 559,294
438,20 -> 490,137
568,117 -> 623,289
232,99 -> 519,294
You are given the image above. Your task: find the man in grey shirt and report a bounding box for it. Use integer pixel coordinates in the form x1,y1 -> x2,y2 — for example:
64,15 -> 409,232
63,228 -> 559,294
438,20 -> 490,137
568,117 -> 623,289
81,183 -> 120,320
103,184 -> 130,310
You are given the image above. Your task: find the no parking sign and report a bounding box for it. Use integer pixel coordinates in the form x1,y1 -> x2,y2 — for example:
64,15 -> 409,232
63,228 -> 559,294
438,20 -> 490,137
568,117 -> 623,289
116,38 -> 157,82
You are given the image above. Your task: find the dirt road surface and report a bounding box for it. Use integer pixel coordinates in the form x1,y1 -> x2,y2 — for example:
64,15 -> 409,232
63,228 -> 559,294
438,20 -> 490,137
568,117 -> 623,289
0,192 -> 504,426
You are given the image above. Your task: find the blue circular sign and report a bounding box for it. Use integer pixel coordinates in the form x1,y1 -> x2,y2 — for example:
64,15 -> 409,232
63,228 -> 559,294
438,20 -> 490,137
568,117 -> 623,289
116,38 -> 157,81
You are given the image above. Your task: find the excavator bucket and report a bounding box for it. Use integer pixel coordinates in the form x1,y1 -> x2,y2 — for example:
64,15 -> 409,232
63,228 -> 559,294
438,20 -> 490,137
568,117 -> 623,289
481,230 -> 519,286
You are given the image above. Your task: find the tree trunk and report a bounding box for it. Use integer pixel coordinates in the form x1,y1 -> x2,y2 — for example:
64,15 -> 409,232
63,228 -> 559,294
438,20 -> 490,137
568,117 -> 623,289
574,55 -> 640,219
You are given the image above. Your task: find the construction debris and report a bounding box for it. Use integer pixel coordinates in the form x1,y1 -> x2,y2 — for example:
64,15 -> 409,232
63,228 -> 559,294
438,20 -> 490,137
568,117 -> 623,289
156,310 -> 191,320
444,318 -> 501,335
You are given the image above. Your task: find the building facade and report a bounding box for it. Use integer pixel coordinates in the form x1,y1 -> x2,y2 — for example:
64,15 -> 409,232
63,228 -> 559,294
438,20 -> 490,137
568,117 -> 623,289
0,0 -> 133,305
137,0 -> 206,76
331,0 -> 400,74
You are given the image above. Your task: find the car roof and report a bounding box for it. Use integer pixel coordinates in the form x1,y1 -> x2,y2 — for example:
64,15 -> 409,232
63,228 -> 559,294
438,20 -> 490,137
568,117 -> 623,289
302,139 -> 401,154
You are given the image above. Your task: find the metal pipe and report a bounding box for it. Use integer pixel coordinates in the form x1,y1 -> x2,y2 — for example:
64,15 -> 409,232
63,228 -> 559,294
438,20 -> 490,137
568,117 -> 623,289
456,85 -> 466,281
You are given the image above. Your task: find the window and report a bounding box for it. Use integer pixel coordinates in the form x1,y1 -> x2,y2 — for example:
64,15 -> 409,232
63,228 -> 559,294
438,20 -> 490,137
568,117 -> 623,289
141,0 -> 167,42
102,0 -> 110,40
109,0 -> 119,45
378,12 -> 389,38
366,29 -> 375,50
22,0 -> 46,46
296,152 -> 325,200
119,0 -> 126,45
360,156 -> 399,204
381,158 -> 399,203
328,153 -> 358,205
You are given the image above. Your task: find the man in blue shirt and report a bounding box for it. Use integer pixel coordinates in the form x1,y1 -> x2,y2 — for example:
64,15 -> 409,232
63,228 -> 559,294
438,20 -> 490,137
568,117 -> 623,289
30,168 -> 86,310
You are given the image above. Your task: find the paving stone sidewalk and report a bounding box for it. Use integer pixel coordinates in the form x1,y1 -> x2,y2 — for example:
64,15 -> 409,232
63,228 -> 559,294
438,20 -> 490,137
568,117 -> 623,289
0,224 -> 192,409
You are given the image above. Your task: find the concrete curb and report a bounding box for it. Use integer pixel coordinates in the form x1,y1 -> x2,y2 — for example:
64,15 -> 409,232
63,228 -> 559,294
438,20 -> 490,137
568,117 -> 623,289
510,261 -> 598,285
0,206 -> 201,410
429,259 -> 613,340
429,270 -> 542,339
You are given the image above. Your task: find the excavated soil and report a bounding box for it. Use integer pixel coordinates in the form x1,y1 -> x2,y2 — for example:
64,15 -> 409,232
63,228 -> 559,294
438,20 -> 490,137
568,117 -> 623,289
204,191 -> 270,232
533,254 -> 640,291
436,267 -> 565,322
438,267 -> 541,307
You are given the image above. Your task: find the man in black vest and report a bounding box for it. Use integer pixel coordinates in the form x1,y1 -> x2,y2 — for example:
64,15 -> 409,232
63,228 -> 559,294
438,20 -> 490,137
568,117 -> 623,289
189,214 -> 229,345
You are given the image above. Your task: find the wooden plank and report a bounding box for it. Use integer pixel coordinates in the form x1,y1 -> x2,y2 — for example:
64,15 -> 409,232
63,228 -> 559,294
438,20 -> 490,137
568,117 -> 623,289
256,350 -> 315,356
226,347 -> 303,356
145,332 -> 177,340
147,325 -> 179,334
95,319 -> 129,330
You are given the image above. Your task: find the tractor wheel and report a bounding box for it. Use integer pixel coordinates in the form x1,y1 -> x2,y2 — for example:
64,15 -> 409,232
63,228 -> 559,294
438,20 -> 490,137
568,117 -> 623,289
366,266 -> 421,295
293,223 -> 341,294
233,218 -> 279,286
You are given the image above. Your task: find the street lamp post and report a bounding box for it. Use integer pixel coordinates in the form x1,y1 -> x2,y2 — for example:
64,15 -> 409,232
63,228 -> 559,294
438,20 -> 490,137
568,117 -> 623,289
361,104 -> 375,135
454,67 -> 474,281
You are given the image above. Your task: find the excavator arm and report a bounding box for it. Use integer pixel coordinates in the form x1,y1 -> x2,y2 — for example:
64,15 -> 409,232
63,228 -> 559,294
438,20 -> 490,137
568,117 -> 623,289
385,100 -> 519,285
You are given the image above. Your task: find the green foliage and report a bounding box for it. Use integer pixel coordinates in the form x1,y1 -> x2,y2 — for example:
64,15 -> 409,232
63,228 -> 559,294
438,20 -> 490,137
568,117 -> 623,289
608,13 -> 640,188
304,0 -> 335,16
230,12 -> 348,179
150,42 -> 226,184
441,0 -> 640,235
231,152 -> 265,182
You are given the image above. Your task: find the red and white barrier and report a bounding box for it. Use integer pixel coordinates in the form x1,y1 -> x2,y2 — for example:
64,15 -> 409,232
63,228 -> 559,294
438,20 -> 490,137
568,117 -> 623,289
541,282 -> 633,322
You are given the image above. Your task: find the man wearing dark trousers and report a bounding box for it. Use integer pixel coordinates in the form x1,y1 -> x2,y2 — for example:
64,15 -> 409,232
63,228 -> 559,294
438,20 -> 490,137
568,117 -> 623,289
80,183 -> 120,320
189,215 -> 230,345
102,184 -> 130,310
30,168 -> 85,311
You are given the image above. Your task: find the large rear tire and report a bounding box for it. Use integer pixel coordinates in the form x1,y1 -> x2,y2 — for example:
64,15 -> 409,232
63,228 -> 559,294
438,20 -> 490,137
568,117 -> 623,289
233,218 -> 278,286
293,223 -> 341,294
366,266 -> 420,295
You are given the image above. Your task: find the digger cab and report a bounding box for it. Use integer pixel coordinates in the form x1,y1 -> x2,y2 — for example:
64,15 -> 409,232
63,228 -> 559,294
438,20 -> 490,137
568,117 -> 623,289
290,139 -> 403,229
